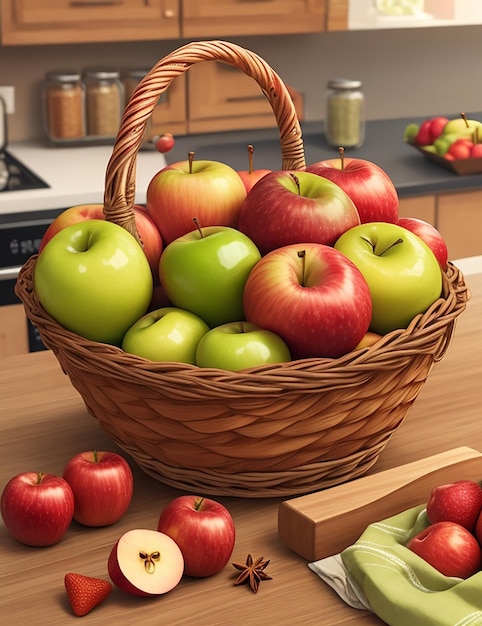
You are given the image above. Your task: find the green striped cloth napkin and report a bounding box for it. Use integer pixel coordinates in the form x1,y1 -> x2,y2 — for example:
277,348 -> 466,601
309,505 -> 482,626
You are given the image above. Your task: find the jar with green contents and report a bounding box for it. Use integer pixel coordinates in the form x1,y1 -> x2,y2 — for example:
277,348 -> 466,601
325,79 -> 365,149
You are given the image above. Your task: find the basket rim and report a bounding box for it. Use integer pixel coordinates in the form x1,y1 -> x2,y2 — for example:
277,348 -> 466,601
15,255 -> 470,393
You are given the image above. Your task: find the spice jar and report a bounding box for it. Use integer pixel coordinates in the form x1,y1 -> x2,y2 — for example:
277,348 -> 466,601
325,79 -> 365,149
84,68 -> 123,137
43,70 -> 85,141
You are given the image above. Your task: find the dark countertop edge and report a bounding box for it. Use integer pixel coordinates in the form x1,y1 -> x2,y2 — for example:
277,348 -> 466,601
165,114 -> 482,199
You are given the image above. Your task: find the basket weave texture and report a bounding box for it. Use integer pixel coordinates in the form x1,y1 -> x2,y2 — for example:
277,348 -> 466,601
16,41 -> 470,497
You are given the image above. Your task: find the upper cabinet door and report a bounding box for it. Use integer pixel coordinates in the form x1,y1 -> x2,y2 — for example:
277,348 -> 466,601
182,0 -> 325,37
0,0 -> 180,45
325,0 -> 348,30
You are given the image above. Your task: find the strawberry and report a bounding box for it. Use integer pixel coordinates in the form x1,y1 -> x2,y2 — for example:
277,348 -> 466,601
64,573 -> 112,616
426,479 -> 482,531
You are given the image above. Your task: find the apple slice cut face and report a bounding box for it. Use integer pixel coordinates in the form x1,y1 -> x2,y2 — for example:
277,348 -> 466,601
112,529 -> 184,595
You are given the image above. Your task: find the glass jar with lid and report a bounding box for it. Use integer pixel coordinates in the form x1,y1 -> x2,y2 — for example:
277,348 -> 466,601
324,79 -> 365,149
83,68 -> 123,137
43,70 -> 85,142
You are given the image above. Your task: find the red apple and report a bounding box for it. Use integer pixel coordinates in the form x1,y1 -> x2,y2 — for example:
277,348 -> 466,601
1,472 -> 74,546
155,133 -> 175,154
146,152 -> 247,245
407,521 -> 481,579
305,151 -> 399,224
238,170 -> 360,255
243,243 -> 372,359
397,217 -> 448,270
426,479 -> 482,531
428,116 -> 450,142
413,119 -> 433,146
470,143 -> 482,158
157,495 -> 235,578
63,451 -> 134,527
447,138 -> 473,160
237,144 -> 271,193
108,528 -> 184,596
39,203 -> 163,281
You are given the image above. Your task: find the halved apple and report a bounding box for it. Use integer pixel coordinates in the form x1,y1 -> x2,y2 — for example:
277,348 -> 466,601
108,528 -> 184,596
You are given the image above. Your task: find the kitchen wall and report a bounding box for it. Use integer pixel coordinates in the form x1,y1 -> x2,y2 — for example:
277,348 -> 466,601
0,24 -> 481,142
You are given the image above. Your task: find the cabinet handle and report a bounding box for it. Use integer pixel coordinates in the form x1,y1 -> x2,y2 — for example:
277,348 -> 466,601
69,1 -> 123,6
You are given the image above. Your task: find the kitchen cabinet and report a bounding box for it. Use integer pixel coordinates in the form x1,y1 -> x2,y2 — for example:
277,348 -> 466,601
399,190 -> 482,260
182,0 -> 325,38
0,0 -> 180,45
325,0 -> 348,30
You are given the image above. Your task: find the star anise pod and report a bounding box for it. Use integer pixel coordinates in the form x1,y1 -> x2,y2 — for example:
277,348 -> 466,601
232,553 -> 272,593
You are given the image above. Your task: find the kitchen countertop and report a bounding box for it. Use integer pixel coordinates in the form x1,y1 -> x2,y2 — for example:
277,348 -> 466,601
1,112 -> 481,219
0,270 -> 481,625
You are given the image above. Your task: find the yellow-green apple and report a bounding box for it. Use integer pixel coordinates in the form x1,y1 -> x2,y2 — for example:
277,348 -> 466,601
334,222 -> 442,335
122,307 -> 208,364
237,144 -> 271,193
108,528 -> 184,596
146,153 -> 247,244
238,170 -> 360,255
196,321 -> 291,371
154,133 -> 175,154
34,220 -> 153,345
159,224 -> 261,328
353,331 -> 382,351
442,113 -> 482,140
426,480 -> 482,532
305,152 -> 399,224
243,243 -> 372,360
1,472 -> 74,546
38,203 -> 164,283
62,451 -> 134,527
157,495 -> 235,578
397,217 -> 448,270
407,521 -> 481,579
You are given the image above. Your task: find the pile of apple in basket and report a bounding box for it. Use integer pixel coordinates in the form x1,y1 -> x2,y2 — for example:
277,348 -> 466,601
35,144 -> 448,369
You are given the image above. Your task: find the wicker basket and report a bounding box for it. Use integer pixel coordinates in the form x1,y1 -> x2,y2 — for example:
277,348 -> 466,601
15,41 -> 470,497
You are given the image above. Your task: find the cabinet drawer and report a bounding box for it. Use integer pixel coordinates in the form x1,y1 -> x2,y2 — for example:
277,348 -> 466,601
1,0 -> 180,45
182,0 -> 325,37
187,61 -> 277,134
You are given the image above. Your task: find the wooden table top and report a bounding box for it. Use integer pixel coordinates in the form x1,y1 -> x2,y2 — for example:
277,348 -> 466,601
1,272 -> 481,626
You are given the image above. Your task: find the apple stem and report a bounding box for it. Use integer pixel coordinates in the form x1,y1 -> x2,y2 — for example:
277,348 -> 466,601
289,173 -> 301,194
247,144 -> 254,175
188,151 -> 195,174
461,112 -> 469,128
362,235 -> 404,256
193,217 -> 204,238
194,497 -> 205,511
297,250 -> 306,286
35,472 -> 46,485
338,146 -> 345,170
139,551 -> 161,574
93,450 -> 98,463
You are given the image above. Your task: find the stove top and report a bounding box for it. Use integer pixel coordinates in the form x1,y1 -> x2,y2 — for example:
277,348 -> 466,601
0,150 -> 50,192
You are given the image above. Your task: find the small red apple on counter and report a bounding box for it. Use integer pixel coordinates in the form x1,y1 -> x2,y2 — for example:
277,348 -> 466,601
1,471 -> 74,546
237,144 -> 271,193
407,521 -> 481,579
243,243 -> 372,360
157,495 -> 236,578
305,148 -> 399,224
108,528 -> 184,596
426,479 -> 482,531
62,450 -> 134,527
154,132 -> 175,154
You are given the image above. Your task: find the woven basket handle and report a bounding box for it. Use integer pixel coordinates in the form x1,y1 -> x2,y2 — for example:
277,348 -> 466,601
103,39 -> 305,240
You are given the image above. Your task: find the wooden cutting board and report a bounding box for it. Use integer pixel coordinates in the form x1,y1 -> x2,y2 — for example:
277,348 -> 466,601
278,446 -> 482,562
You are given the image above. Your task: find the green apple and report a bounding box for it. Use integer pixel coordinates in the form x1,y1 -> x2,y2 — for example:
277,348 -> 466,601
334,222 -> 442,335
122,307 -> 208,364
34,220 -> 153,345
159,225 -> 261,328
196,321 -> 291,371
442,115 -> 482,141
